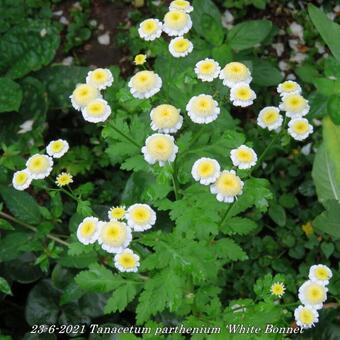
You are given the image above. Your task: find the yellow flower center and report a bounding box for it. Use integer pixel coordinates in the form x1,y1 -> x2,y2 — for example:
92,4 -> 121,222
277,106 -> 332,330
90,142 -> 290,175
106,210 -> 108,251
118,253 -> 136,268
135,54 -> 146,65
87,101 -> 105,116
15,172 -> 28,185
147,136 -> 173,160
91,69 -> 107,83
224,62 -> 248,81
50,140 -> 64,153
132,207 -> 151,224
80,221 -> 96,237
235,87 -> 252,100
197,161 -> 214,177
271,283 -> 285,296
56,173 -> 72,186
165,11 -> 186,29
315,267 -> 329,280
152,105 -> 179,128
172,0 -> 189,8
300,309 -> 314,325
306,284 -> 325,303
263,110 -> 279,124
292,121 -> 309,134
235,149 -> 253,162
193,97 -> 214,115
173,38 -> 190,52
110,207 -> 126,220
281,81 -> 297,91
132,71 -> 156,91
101,222 -> 127,246
142,19 -> 157,34
73,84 -> 98,106
285,95 -> 305,112
215,172 -> 242,196
27,155 -> 49,172
199,61 -> 215,74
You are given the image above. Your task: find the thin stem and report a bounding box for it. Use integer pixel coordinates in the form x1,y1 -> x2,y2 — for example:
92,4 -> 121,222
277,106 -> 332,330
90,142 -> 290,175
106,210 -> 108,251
110,125 -> 140,148
0,211 -> 69,247
219,202 -> 234,228
170,161 -> 179,200
46,187 -> 78,202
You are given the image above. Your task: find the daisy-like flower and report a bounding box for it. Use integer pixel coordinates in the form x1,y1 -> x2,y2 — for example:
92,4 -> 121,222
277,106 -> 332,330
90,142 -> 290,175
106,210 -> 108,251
288,118 -> 313,141
76,217 -> 100,245
70,83 -> 101,111
114,249 -> 140,273
138,18 -> 163,41
98,220 -> 132,253
128,70 -> 162,99
298,280 -> 328,310
126,204 -> 156,232
169,0 -> 193,13
219,62 -> 252,87
294,305 -> 319,329
26,154 -> 53,180
270,282 -> 285,298
195,58 -> 221,82
134,54 -> 147,65
108,206 -> 126,221
86,68 -> 113,90
279,94 -> 310,118
210,170 -> 244,203
191,157 -> 220,185
169,36 -> 193,58
163,10 -> 192,36
309,265 -> 333,286
150,104 -> 183,133
81,98 -> 111,123
55,172 -> 73,187
12,169 -> 32,191
257,106 -> 283,131
46,139 -> 69,158
230,145 -> 257,170
230,83 -> 256,107
142,133 -> 178,166
186,94 -> 220,124
277,80 -> 302,97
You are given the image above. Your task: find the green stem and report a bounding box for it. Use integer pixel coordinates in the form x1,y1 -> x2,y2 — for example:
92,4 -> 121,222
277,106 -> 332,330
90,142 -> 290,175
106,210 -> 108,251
110,125 -> 140,148
0,211 -> 69,247
47,187 -> 78,202
219,202 -> 234,228
170,161 -> 179,200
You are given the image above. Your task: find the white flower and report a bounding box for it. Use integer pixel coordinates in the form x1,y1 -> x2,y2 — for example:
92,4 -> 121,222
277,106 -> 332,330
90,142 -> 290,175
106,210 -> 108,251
18,120 -> 34,134
163,10 -> 192,36
219,62 -> 252,87
46,139 -> 69,158
126,203 -> 156,232
108,206 -> 126,220
81,98 -> 111,123
294,305 -> 319,329
150,104 -> 183,133
230,83 -> 256,107
210,170 -> 244,203
138,18 -> 163,41
288,118 -> 313,141
76,217 -> 100,245
98,221 -> 132,254
277,81 -> 302,97
289,22 -> 304,41
128,70 -> 162,99
230,145 -> 257,170
169,36 -> 193,58
195,58 -> 221,82
191,158 -> 220,185
12,169 -> 32,191
142,133 -> 178,166
169,0 -> 193,13
86,68 -> 113,90
26,154 -> 53,179
257,107 -> 283,131
298,280 -> 328,310
186,94 -> 220,124
114,249 -> 140,272
309,265 -> 333,286
70,83 -> 101,111
279,94 -> 310,117
221,9 -> 234,29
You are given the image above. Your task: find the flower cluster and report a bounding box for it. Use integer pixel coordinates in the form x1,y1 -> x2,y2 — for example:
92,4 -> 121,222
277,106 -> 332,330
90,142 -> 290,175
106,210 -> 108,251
294,264 -> 333,329
192,145 -> 257,203
12,139 -> 69,191
70,68 -> 113,123
76,203 -> 156,272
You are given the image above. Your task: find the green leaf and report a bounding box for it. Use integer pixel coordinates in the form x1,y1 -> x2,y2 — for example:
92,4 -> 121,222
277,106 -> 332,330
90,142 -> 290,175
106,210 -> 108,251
0,218 -> 14,230
251,60 -> 283,86
308,4 -> 340,63
0,77 -> 22,112
0,185 -> 42,225
321,242 -> 335,258
227,20 -> 272,51
268,203 -> 286,227
221,217 -> 258,235
0,276 -> 12,295
328,95 -> 340,125
213,238 -> 248,262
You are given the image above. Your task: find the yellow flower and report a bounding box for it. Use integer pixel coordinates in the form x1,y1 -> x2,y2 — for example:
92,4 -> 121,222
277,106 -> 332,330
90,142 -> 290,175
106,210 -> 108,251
56,172 -> 73,187
270,282 -> 285,298
108,206 -> 126,220
134,54 -> 147,65
302,221 -> 313,236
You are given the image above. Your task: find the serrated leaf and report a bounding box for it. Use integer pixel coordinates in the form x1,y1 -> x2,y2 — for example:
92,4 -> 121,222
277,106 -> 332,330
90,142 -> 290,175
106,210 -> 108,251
214,238 -> 248,262
0,77 -> 22,112
221,217 -> 257,235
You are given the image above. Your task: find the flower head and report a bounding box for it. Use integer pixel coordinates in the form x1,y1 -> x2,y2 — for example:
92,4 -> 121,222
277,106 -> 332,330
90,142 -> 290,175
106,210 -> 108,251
230,145 -> 257,170
279,94 -> 310,118
46,139 -> 69,158
294,305 -> 319,329
309,265 -> 332,286
114,248 -> 140,273
138,18 -> 163,41
77,217 -> 100,245
163,10 -> 192,36
277,80 -> 302,97
219,62 -> 252,87
128,70 -> 162,99
70,84 -> 101,111
142,133 -> 178,166
186,94 -> 220,124
288,118 -> 313,141
169,0 -> 193,13
270,282 -> 285,298
86,68 -> 113,90
26,154 -> 53,180
98,220 -> 132,253
55,172 -> 73,187
210,170 -> 244,203
298,280 -> 328,310
257,107 -> 283,131
12,169 -> 32,191
230,83 -> 256,107
169,37 -> 193,58
126,203 -> 156,232
302,221 -> 314,236
191,157 -> 220,185
150,104 -> 183,133
134,54 -> 147,65
108,206 -> 126,220
82,98 -> 111,123
195,58 -> 221,82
